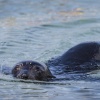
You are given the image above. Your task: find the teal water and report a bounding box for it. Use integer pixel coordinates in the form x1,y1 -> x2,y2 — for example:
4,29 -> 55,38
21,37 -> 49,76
0,0 -> 100,100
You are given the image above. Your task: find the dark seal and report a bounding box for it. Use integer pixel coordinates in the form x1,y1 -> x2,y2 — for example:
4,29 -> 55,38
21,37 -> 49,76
12,42 -> 100,81
47,42 -> 100,72
12,61 -> 54,81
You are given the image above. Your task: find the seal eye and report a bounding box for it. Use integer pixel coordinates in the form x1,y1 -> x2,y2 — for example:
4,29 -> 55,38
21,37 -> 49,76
15,64 -> 22,71
35,67 -> 40,71
33,66 -> 40,72
16,67 -> 21,71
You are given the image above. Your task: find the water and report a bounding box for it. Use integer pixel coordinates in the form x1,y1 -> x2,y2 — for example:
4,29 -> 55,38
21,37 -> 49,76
0,0 -> 100,100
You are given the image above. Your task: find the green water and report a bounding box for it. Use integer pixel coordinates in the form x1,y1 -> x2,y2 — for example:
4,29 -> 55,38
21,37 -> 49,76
0,0 -> 100,100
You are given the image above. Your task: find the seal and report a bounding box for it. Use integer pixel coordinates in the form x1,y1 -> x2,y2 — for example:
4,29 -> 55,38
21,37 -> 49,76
11,42 -> 100,81
47,42 -> 100,72
12,60 -> 55,81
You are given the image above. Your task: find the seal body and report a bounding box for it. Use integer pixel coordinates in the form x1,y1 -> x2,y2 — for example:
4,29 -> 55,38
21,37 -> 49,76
12,61 -> 54,81
11,42 -> 100,81
47,42 -> 100,72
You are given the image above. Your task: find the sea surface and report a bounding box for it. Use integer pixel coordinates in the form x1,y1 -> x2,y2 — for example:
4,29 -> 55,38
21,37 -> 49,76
0,0 -> 100,100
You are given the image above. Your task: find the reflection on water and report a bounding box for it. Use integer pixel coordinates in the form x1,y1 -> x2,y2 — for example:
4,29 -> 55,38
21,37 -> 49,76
0,0 -> 100,100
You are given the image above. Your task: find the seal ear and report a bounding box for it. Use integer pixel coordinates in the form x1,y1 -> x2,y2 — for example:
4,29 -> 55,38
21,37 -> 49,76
41,63 -> 55,78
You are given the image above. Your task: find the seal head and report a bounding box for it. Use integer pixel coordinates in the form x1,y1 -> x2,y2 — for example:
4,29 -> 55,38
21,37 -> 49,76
12,61 -> 54,81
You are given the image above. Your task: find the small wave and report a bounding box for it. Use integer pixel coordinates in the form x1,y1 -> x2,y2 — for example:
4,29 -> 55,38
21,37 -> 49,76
42,18 -> 100,29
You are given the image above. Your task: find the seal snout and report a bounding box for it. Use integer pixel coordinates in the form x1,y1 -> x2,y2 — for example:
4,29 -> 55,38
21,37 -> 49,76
17,70 -> 29,79
20,73 -> 28,79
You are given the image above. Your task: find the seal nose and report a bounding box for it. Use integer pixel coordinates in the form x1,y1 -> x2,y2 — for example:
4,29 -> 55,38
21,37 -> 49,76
21,73 -> 28,79
18,70 -> 29,79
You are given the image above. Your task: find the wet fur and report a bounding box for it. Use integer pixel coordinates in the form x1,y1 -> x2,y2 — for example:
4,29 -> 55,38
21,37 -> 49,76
47,42 -> 100,72
12,42 -> 100,81
12,61 -> 54,81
